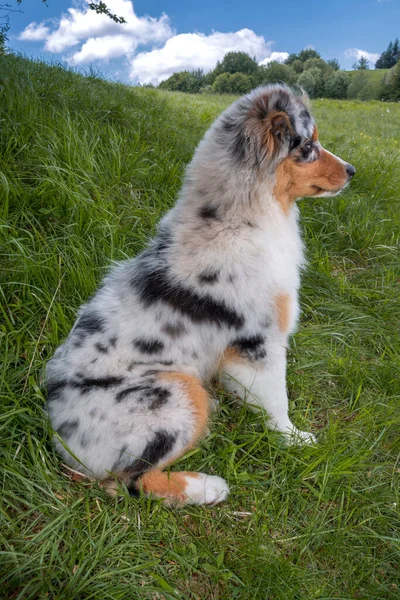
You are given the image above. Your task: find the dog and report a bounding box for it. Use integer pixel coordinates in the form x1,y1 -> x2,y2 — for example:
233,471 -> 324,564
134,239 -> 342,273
46,84 -> 355,506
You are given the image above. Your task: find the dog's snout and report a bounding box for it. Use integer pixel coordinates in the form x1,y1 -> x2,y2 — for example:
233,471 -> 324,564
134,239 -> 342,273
346,163 -> 356,179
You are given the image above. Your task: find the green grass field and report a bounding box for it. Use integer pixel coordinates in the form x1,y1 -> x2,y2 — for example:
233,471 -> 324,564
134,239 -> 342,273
1,54 -> 399,599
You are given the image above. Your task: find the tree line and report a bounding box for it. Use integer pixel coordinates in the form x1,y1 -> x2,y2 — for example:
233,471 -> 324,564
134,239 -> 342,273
159,41 -> 400,102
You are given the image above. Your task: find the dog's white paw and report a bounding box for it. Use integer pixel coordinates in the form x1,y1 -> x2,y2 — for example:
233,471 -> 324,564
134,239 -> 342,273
285,428 -> 317,446
184,473 -> 230,506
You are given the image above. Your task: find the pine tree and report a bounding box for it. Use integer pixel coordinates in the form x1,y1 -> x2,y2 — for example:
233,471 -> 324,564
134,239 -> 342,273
376,39 -> 400,69
353,56 -> 369,70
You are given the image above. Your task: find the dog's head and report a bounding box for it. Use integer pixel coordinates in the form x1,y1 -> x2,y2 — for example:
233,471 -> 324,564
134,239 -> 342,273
216,85 -> 355,211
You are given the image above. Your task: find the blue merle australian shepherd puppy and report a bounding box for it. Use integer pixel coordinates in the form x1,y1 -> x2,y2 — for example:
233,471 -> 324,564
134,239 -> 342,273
47,85 -> 355,506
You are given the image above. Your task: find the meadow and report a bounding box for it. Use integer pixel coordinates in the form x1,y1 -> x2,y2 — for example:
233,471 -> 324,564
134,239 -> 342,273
0,53 -> 399,599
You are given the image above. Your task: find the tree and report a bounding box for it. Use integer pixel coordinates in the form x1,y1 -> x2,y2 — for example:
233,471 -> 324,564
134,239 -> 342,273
327,58 -> 340,71
297,67 -> 325,98
324,71 -> 350,99
159,71 -> 193,92
376,39 -> 400,69
259,61 -> 296,85
347,71 -> 369,99
380,59 -> 400,101
303,57 -> 331,74
208,51 -> 259,85
352,56 -> 369,70
212,72 -> 252,94
291,59 -> 304,74
159,70 -> 206,93
286,48 -> 321,65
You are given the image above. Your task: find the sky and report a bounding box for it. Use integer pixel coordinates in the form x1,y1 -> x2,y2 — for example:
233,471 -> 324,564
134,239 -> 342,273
5,0 -> 400,85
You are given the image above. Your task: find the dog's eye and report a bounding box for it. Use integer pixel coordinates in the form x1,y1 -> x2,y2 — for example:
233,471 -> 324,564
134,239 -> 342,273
304,141 -> 313,152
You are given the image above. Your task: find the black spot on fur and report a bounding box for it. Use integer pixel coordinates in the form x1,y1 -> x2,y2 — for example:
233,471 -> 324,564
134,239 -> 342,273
134,338 -> 165,355
132,264 -> 244,330
74,312 -> 105,340
80,432 -> 91,448
115,384 -> 154,403
219,115 -> 248,164
142,387 -> 171,410
95,342 -> 109,354
47,379 -> 68,403
198,204 -> 218,220
75,376 -> 124,394
57,419 -> 80,439
198,269 -> 219,285
162,322 -> 186,338
232,334 -> 267,362
125,430 -> 177,492
300,109 -> 311,129
109,336 -> 117,348
153,229 -> 172,253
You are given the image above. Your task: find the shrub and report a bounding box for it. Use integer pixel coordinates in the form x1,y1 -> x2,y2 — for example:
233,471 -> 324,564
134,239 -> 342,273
297,67 -> 325,98
324,71 -> 350,99
259,62 -> 296,85
212,72 -> 252,94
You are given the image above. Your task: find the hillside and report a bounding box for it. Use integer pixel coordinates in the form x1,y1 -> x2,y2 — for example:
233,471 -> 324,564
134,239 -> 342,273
1,54 -> 399,599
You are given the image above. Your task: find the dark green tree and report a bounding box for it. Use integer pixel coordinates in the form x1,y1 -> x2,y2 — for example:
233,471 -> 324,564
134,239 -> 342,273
324,71 -> 350,99
297,67 -> 325,98
208,51 -> 259,85
376,39 -> 400,69
212,72 -> 252,94
259,61 -> 296,85
286,48 -> 321,65
303,57 -> 331,74
380,59 -> 400,101
352,56 -> 369,70
327,58 -> 340,71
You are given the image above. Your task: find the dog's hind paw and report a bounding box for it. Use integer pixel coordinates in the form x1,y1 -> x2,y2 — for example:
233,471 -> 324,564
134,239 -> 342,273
184,473 -> 230,506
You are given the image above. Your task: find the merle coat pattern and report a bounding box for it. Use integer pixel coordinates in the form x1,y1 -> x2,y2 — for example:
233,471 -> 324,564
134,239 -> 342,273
46,85 -> 355,506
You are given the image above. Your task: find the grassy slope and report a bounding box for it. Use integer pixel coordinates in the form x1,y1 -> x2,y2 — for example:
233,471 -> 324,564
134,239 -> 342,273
0,54 -> 399,599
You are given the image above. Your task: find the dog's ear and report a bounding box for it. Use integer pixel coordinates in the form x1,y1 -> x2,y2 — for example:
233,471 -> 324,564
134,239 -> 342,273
262,110 -> 293,158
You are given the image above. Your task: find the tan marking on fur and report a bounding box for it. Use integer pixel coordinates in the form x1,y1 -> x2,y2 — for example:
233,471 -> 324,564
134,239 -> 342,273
220,346 -> 247,368
312,125 -> 319,141
101,373 -> 209,500
275,293 -> 291,332
158,372 -> 209,442
138,470 -> 201,506
246,97 -> 294,160
273,145 -> 348,213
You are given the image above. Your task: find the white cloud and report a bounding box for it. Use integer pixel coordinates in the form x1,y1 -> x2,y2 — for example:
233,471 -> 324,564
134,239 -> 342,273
259,52 -> 289,66
19,22 -> 50,41
19,0 -> 173,63
18,2 -> 289,83
344,48 -> 380,64
130,29 -> 287,84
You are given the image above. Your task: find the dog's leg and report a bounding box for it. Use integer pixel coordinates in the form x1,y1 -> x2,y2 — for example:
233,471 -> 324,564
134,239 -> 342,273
102,372 -> 230,505
221,345 -> 316,444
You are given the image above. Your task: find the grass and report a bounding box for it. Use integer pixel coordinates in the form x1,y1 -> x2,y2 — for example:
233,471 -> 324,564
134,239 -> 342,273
0,53 -> 399,599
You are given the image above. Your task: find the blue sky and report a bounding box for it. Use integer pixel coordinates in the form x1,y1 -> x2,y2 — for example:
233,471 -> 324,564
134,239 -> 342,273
6,0 -> 400,84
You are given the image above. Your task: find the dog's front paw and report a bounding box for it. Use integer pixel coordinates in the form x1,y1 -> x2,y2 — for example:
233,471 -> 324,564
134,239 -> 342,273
285,427 -> 317,446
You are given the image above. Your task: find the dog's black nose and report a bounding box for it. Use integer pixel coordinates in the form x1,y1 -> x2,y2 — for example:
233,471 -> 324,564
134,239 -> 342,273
346,163 -> 356,178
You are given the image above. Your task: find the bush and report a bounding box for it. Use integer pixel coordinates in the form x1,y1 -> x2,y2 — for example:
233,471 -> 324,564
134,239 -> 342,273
212,72 -> 252,94
380,60 -> 400,101
259,62 -> 296,85
297,67 -> 325,98
159,70 -> 205,93
347,71 -> 369,99
324,71 -> 350,99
